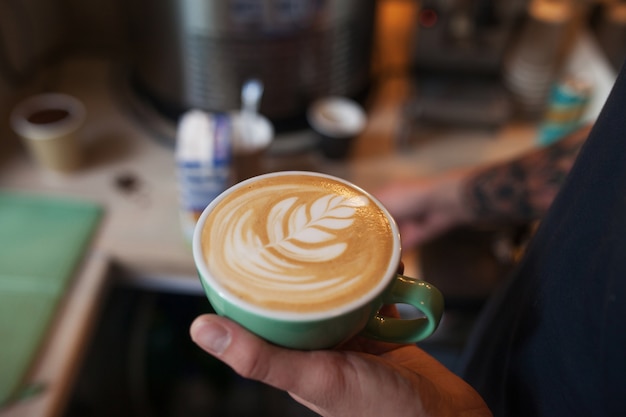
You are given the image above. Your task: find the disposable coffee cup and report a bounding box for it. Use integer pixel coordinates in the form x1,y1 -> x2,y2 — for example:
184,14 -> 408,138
10,93 -> 85,173
307,97 -> 367,160
192,171 -> 444,350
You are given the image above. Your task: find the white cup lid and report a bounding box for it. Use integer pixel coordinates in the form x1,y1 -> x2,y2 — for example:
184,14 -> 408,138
307,96 -> 367,138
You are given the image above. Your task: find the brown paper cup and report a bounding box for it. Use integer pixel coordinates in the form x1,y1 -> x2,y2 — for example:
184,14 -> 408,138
10,93 -> 85,173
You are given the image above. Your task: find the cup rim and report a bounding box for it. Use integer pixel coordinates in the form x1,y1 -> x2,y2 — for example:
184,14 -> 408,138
307,96 -> 367,138
192,170 -> 402,322
10,93 -> 86,141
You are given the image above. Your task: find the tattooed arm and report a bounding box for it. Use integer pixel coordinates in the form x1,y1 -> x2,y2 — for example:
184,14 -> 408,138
465,124 -> 591,222
374,125 -> 591,248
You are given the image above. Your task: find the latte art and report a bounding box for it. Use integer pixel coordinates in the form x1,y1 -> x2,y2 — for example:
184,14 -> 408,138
201,174 -> 395,313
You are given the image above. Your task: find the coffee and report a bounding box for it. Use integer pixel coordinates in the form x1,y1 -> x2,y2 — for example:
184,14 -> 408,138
200,173 -> 395,313
27,108 -> 70,125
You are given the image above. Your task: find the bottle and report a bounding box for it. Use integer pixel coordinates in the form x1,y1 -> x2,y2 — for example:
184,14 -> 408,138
176,109 -> 232,243
537,75 -> 592,146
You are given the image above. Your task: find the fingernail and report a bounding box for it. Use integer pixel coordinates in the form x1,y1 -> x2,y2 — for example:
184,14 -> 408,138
194,320 -> 231,355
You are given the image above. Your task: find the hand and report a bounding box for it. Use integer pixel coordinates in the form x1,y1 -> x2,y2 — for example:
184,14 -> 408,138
189,315 -> 491,417
374,170 -> 474,248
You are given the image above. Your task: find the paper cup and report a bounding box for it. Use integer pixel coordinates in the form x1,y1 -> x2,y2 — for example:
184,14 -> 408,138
10,93 -> 86,173
307,97 -> 367,160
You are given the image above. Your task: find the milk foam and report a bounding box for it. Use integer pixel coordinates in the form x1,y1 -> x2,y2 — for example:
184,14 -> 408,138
201,174 -> 394,313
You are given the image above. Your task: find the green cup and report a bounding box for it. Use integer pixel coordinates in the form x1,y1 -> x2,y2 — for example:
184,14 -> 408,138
193,171 -> 444,350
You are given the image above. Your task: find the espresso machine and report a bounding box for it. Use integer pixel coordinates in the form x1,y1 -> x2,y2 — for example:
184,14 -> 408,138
123,0 -> 376,128
408,0 -> 530,126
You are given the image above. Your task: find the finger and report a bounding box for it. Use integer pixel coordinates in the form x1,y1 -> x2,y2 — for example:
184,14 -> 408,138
190,314 -> 289,389
189,314 -> 349,409
337,304 -> 406,354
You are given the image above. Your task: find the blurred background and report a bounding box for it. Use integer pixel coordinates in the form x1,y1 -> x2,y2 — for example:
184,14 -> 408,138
0,0 -> 624,416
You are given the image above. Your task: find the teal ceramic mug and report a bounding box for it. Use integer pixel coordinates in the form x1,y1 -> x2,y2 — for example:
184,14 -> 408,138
192,171 -> 444,350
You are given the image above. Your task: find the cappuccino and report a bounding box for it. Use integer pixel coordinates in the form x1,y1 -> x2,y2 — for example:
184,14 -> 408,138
200,172 -> 395,314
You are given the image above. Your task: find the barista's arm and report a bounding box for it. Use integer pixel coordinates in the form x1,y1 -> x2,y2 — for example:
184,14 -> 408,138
465,124 -> 592,222
375,124 -> 592,248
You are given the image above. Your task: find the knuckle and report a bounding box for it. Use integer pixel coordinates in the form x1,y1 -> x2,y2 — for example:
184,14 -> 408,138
232,350 -> 272,382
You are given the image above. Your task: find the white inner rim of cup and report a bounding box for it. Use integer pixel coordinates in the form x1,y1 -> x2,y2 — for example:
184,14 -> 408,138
192,170 -> 402,322
10,93 -> 85,140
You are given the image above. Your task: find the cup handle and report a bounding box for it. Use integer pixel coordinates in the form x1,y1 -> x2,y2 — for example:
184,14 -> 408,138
363,275 -> 444,344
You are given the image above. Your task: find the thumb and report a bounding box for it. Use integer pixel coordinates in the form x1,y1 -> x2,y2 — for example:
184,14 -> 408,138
189,314 -> 344,412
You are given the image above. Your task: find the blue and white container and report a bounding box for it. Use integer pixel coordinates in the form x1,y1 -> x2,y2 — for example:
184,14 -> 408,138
176,109 -> 232,242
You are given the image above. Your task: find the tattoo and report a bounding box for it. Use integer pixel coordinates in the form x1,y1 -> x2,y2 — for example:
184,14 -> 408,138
465,125 -> 591,222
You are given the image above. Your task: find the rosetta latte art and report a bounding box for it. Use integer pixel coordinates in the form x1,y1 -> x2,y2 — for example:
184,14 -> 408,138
202,175 -> 394,313
266,194 -> 362,262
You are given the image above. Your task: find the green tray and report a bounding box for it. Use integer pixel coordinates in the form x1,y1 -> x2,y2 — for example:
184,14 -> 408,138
0,191 -> 102,406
